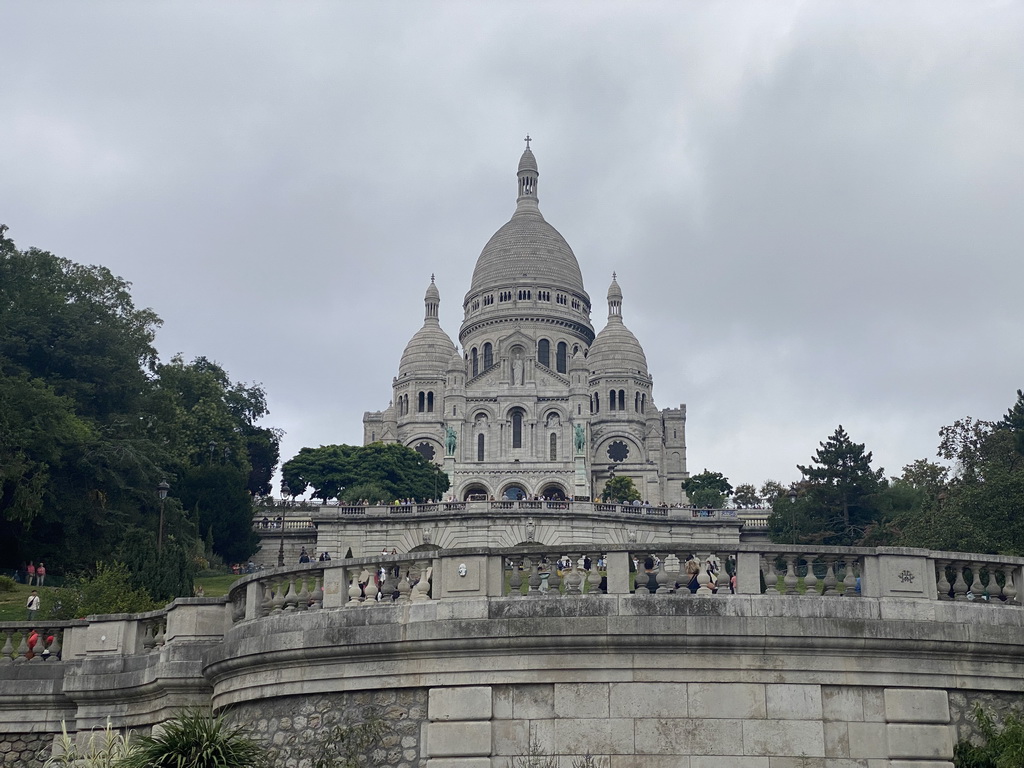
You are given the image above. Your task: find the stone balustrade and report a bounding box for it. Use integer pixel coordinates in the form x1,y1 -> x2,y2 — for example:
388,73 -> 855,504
0,624 -> 78,662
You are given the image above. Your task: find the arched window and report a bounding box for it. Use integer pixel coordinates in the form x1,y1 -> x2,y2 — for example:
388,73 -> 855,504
594,392 -> 600,413
471,348 -> 479,377
418,391 -> 425,413
477,433 -> 485,462
538,338 -> 550,368
427,392 -> 434,413
550,432 -> 557,461
609,389 -> 617,411
618,390 -> 626,410
556,342 -> 567,373
483,342 -> 493,369
641,393 -> 646,413
511,408 -> 524,449
635,392 -> 640,412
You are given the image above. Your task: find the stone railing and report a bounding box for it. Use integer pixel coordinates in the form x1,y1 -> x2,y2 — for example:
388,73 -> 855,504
224,544 -> 1024,619
0,622 -> 83,662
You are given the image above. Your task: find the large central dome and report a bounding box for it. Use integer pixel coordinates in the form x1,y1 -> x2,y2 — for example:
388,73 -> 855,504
466,147 -> 587,298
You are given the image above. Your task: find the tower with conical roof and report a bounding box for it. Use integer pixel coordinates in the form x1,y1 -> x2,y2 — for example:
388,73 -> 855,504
363,143 -> 688,504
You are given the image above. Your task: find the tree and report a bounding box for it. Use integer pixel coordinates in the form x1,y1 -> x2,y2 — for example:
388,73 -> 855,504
759,480 -> 787,506
683,470 -> 733,509
601,476 -> 641,504
732,483 -> 762,508
770,426 -> 885,546
282,443 -> 449,503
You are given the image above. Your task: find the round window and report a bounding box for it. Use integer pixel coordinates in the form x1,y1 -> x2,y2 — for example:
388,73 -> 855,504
415,442 -> 436,462
607,440 -> 630,462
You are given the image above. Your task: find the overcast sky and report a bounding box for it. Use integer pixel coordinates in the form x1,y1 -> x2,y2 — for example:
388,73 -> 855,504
3,1 -> 1022,493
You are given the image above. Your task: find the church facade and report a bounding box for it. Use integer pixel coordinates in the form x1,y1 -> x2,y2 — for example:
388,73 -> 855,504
363,145 -> 688,504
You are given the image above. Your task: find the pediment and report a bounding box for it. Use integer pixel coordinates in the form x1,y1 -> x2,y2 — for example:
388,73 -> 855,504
531,361 -> 570,387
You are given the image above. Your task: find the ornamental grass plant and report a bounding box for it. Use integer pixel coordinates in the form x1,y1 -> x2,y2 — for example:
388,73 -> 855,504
116,707 -> 267,768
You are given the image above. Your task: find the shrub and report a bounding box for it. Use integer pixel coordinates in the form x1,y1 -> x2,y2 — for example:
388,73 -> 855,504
955,704 -> 1024,767
118,708 -> 267,768
46,562 -> 158,619
43,720 -> 135,767
0,575 -> 16,592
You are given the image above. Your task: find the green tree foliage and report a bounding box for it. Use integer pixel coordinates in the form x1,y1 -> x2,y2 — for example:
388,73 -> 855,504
732,483 -> 762,508
954,705 -> 1024,767
601,476 -> 641,503
282,443 -> 449,503
683,470 -> 733,509
0,226 -> 278,583
118,708 -> 268,768
47,562 -> 159,619
894,392 -> 1024,555
770,426 -> 886,546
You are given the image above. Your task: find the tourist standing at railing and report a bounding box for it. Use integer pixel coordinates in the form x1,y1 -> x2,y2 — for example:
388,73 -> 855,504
26,562 -> 36,586
299,547 -> 310,564
36,562 -> 46,586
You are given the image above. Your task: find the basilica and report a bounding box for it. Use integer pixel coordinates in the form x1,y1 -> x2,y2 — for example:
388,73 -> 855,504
363,144 -> 688,504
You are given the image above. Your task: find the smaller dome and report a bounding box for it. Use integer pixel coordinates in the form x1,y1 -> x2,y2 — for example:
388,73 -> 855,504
398,278 -> 457,378
518,147 -> 538,173
589,275 -> 648,376
448,347 -> 465,371
588,322 -> 648,376
398,324 -> 457,378
607,273 -> 623,302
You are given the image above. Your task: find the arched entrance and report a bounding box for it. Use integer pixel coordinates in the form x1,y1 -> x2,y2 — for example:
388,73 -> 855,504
501,484 -> 527,501
539,484 -> 567,501
462,483 -> 490,501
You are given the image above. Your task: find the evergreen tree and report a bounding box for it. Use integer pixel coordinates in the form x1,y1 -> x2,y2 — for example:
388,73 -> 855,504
683,470 -> 733,508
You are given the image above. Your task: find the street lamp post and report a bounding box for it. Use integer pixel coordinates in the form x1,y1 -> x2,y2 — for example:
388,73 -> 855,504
278,483 -> 290,567
788,487 -> 798,544
157,480 -> 170,551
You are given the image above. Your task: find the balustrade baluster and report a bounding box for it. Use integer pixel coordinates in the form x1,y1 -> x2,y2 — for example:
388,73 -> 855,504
142,621 -> 156,650
526,559 -> 542,597
803,555 -> 818,595
762,555 -> 780,595
396,569 -> 412,604
969,564 -> 985,601
153,620 -> 166,647
47,630 -> 62,660
283,577 -> 300,612
716,554 -> 731,596
783,555 -> 799,595
271,580 -> 286,614
346,571 -> 363,607
564,555 -> 583,595
842,557 -> 860,596
296,577 -> 310,612
935,560 -> 952,600
14,633 -> 29,662
952,562 -> 969,601
411,562 -> 431,602
1,630 -> 12,662
1001,565 -> 1017,604
546,559 -> 562,597
509,558 -> 523,596
696,555 -> 713,597
363,569 -> 380,604
586,554 -> 602,594
656,556 -> 671,595
311,575 -> 324,610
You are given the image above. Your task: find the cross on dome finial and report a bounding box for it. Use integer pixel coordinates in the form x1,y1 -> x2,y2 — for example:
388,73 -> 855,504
524,134 -> 531,149
431,273 -> 435,283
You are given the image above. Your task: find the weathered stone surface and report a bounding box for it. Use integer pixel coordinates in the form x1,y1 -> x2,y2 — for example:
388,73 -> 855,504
555,682 -> 610,718
884,688 -> 949,724
609,682 -> 684,719
689,682 -> 766,719
765,684 -> 821,720
886,723 -> 953,759
552,718 -> 633,755
742,720 -> 824,757
634,718 -> 744,755
428,721 -> 492,757
847,722 -> 887,758
430,686 -> 492,721
512,684 -> 554,719
427,758 -> 492,768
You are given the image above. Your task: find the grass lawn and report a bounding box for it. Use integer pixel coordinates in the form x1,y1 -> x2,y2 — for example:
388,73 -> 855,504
0,583 -> 60,622
194,573 -> 240,597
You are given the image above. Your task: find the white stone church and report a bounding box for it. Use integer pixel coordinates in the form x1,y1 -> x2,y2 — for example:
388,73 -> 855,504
363,144 -> 688,504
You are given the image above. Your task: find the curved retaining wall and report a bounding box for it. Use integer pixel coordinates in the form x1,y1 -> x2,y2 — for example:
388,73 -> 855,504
5,544 -> 1024,766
